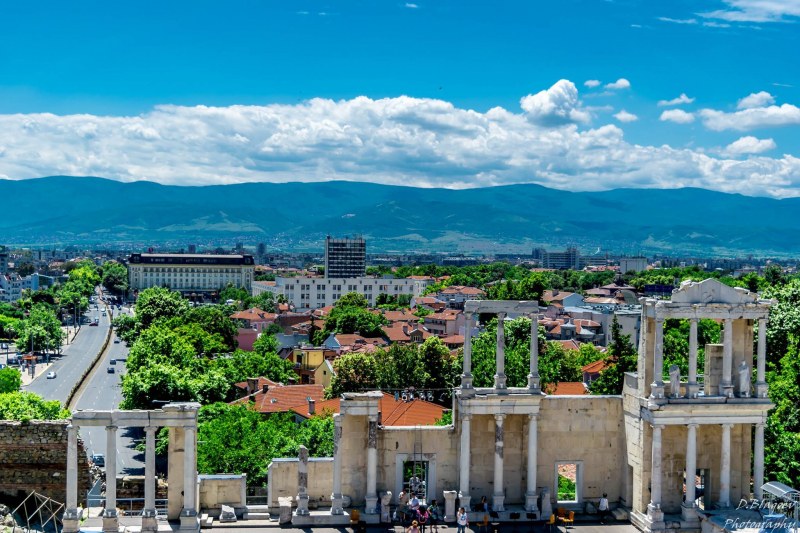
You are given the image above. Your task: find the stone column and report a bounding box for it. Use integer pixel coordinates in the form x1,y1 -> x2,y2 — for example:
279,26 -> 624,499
458,414 -> 472,511
142,426 -> 159,532
461,313 -> 475,397
525,414 -> 539,513
444,490 -> 457,522
103,426 -> 119,533
331,414 -> 344,515
528,314 -> 541,391
494,313 -> 508,392
180,426 -> 199,530
365,415 -> 379,513
492,414 -> 506,511
62,424 -> 80,533
721,319 -> 734,398
686,318 -> 700,398
650,318 -> 665,399
756,318 -> 768,398
718,423 -> 732,508
296,445 -> 310,516
682,424 -> 698,521
754,423 -> 765,500
647,424 -> 664,522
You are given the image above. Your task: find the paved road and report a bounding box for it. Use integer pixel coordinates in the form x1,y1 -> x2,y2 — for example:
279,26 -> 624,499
74,305 -> 146,476
23,302 -> 112,404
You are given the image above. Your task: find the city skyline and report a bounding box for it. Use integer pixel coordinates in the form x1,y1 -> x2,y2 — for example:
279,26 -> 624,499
0,0 -> 798,198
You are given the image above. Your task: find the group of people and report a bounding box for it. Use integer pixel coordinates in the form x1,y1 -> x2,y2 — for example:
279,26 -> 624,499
396,490 -> 440,533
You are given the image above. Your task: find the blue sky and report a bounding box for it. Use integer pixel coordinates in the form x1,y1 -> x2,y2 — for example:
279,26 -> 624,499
0,0 -> 798,196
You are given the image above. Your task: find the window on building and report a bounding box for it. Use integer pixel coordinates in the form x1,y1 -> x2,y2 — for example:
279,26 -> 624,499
555,462 -> 581,503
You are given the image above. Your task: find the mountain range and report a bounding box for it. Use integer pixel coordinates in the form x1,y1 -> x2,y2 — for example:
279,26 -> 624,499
2,176 -> 799,257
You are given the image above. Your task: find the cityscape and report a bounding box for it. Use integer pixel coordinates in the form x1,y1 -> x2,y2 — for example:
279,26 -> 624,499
1,2 -> 800,533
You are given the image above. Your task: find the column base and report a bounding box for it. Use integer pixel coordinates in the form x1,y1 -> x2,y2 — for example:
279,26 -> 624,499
681,503 -> 698,522
527,374 -> 541,393
460,375 -> 475,398
650,383 -> 665,399
492,494 -> 505,512
296,493 -> 310,516
719,382 -> 734,398
494,374 -> 508,394
525,491 -> 539,514
458,493 -> 471,513
62,511 -> 80,533
141,514 -> 159,532
331,493 -> 344,515
646,503 -> 664,523
365,496 -> 378,514
102,515 -> 120,533
684,383 -> 700,399
755,382 -> 768,398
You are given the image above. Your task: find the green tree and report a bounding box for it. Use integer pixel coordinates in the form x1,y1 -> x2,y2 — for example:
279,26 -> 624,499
0,367 -> 22,393
590,315 -> 637,395
0,391 -> 70,421
419,336 -> 460,402
101,261 -> 129,295
335,292 -> 368,308
219,283 -> 249,306
327,352 -> 377,397
134,287 -> 191,331
17,304 -> 64,354
126,325 -> 198,373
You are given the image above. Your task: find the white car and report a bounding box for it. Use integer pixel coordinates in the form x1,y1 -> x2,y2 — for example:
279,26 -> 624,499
46,371 -> 57,379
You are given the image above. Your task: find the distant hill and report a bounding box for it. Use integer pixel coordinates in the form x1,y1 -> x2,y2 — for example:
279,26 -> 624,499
2,176 -> 799,257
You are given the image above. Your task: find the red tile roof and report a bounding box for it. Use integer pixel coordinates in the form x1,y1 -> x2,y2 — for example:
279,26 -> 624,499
581,359 -> 612,374
556,340 -> 582,351
439,286 -> 485,296
290,392 -> 447,426
232,383 -> 325,414
542,290 -> 576,302
230,308 -> 277,322
546,382 -> 588,395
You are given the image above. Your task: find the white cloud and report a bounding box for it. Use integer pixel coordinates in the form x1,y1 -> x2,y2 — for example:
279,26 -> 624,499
584,80 -> 601,88
605,78 -> 631,90
699,0 -> 800,22
658,93 -> 695,107
701,104 -> 800,130
660,109 -> 696,123
520,79 -> 590,125
658,17 -> 698,24
737,91 -> 775,109
725,136 -> 776,155
404,3 -> 419,8
1,83 -> 800,198
702,21 -> 731,27
613,110 -> 638,122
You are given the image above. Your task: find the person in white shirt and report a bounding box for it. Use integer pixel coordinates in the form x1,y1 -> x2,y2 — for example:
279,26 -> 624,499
598,493 -> 610,524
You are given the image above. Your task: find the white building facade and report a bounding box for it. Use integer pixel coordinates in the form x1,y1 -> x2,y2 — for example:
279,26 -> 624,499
128,253 -> 255,296
253,276 -> 432,310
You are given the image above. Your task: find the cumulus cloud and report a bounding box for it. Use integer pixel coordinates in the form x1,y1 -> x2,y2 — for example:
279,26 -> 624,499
0,82 -> 800,198
737,91 -> 775,109
660,109 -> 696,123
613,110 -> 638,123
658,93 -> 695,106
584,80 -> 601,88
699,0 -> 800,22
520,79 -> 590,125
605,78 -> 631,90
701,104 -> 800,131
725,136 -> 777,155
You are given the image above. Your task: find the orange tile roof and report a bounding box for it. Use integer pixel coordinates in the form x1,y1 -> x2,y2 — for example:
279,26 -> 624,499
546,382 -> 588,395
581,359 -> 611,374
233,377 -> 280,391
290,392 -> 447,426
426,309 -> 461,321
543,290 -> 576,302
230,307 -> 277,322
439,286 -> 485,296
440,334 -> 465,345
232,383 -> 325,414
556,340 -> 582,351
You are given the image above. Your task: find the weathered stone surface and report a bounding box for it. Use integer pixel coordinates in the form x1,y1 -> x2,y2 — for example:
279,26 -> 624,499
0,420 -> 92,503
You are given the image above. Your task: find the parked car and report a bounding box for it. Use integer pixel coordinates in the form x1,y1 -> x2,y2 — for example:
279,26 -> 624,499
113,338 -> 120,343
46,371 -> 57,379
91,453 -> 105,467
109,359 -> 116,365
107,367 -> 115,373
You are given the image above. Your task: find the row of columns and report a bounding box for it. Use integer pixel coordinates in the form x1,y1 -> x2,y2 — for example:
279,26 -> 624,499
462,313 -> 540,396
63,424 -> 196,533
458,413 -> 539,513
650,317 -> 769,400
648,421 -> 765,522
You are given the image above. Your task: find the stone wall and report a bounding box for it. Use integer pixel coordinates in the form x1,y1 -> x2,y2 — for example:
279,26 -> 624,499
0,420 -> 92,504
267,458 -> 334,509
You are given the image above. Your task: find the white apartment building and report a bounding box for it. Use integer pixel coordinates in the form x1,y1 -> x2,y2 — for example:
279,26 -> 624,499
128,253 -> 255,296
0,273 -> 41,303
252,276 -> 432,310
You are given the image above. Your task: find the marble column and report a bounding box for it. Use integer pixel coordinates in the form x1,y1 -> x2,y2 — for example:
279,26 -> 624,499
682,424 -> 698,521
494,313 -> 508,392
686,318 -> 700,398
296,445 -> 310,516
62,424 -> 80,533
181,426 -> 198,528
721,319 -> 734,398
461,313 -> 475,397
365,415 -> 379,513
528,314 -> 541,391
142,426 -> 159,531
718,423 -> 732,509
647,424 -> 664,522
651,318 -> 665,399
525,414 -> 539,513
331,414 -> 344,514
754,423 -> 765,500
756,318 -> 768,398
458,414 -> 472,511
103,426 -> 119,533
493,414 -> 506,511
